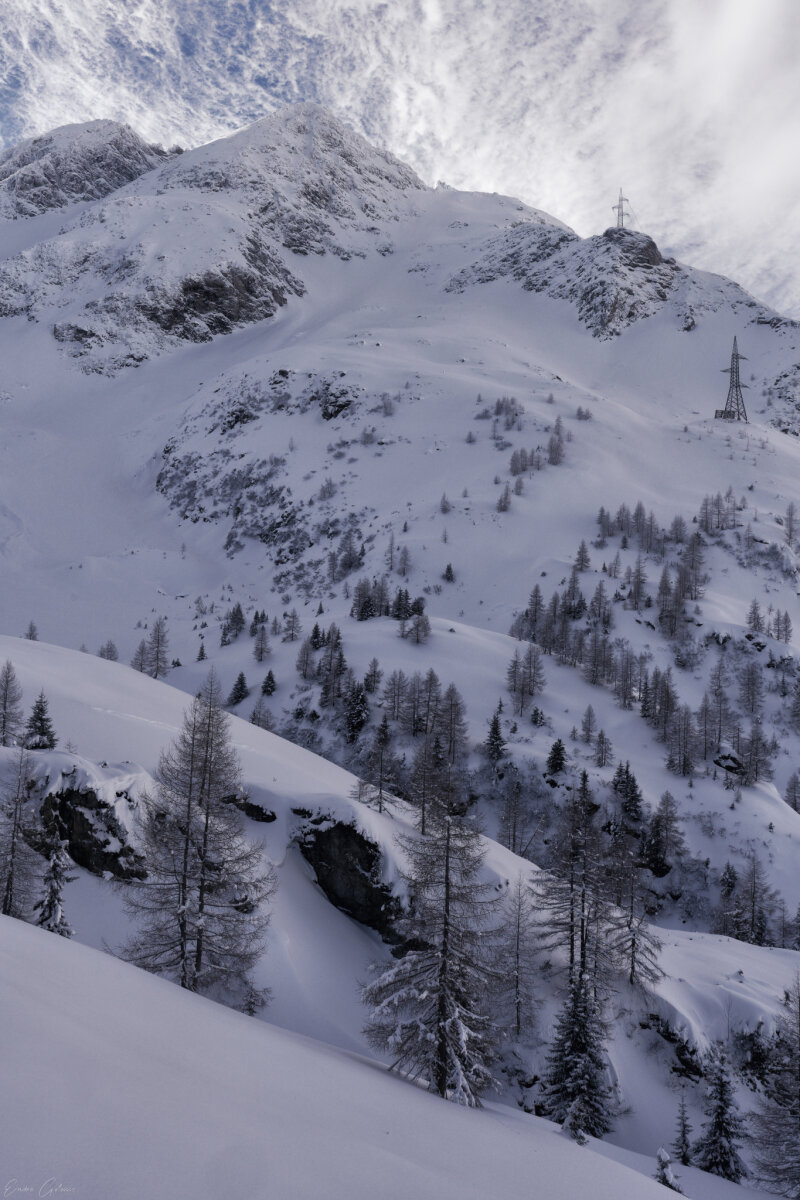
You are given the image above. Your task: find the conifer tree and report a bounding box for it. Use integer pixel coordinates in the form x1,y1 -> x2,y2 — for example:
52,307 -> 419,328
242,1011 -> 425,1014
491,873 -> 538,1039
0,748 -> 39,919
121,673 -> 276,1004
439,683 -> 469,767
497,771 -> 537,858
643,791 -> 687,877
227,671 -> 250,706
536,772 -> 615,995
594,729 -> 613,768
146,616 -> 170,679
785,771 -> 800,812
750,975 -> 800,1196
35,816 -> 75,937
282,609 -> 302,642
654,1148 -> 683,1192
673,1089 -> 693,1166
23,691 -> 57,750
692,1046 -> 746,1182
261,670 -> 276,696
485,706 -> 506,765
344,678 -> 369,743
249,696 -> 274,731
363,657 -> 383,694
253,625 -> 271,663
539,972 -> 613,1140
362,808 -> 497,1106
363,716 -> 394,814
409,735 -> 446,834
606,864 -> 662,989
131,638 -> 149,672
546,738 -> 566,775
0,660 -> 24,747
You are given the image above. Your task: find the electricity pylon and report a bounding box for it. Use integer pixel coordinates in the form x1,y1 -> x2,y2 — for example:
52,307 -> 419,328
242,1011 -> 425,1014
715,337 -> 748,422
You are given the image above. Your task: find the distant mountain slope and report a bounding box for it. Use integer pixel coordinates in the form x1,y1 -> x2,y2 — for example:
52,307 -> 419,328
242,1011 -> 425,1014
0,119 -> 174,217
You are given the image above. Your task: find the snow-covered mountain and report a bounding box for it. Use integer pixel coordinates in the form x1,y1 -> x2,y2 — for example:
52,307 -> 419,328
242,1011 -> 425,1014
2,104 -> 800,1197
3,1 -> 798,321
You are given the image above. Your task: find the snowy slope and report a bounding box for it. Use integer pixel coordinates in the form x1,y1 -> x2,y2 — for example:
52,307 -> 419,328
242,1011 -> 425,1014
4,912 -> 767,1200
3,634 -> 800,1190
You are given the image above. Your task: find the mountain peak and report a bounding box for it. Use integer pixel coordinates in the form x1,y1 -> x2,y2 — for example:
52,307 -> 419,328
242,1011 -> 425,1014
0,119 -> 175,218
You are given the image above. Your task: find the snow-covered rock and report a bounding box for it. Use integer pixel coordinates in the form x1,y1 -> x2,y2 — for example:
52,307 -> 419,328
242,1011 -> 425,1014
0,119 -> 173,217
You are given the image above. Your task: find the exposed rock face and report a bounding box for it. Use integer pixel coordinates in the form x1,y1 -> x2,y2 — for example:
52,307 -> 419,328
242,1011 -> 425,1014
228,793 -> 277,823
448,223 -> 680,337
0,120 -> 174,217
0,104 -> 424,369
43,786 -> 146,880
298,819 -> 402,941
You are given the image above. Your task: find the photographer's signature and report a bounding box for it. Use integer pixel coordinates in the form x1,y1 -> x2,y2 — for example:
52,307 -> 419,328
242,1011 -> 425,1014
4,1181 -> 76,1198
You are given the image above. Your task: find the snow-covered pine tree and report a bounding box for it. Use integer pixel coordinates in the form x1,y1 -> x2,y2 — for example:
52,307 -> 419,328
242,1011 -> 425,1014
0,659 -> 24,747
362,806 -> 497,1106
121,672 -> 276,1004
672,1088 -> 693,1166
227,671 -> 250,706
485,705 -> 506,765
750,975 -> 800,1197
692,1046 -> 747,1182
546,737 -> 566,774
539,971 -> 613,1140
23,690 -> 57,750
35,816 -> 75,937
654,1147 -> 683,1192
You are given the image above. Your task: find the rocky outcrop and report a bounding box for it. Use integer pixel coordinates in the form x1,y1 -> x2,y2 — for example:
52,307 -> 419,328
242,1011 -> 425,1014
42,786 -> 146,880
448,223 -> 681,338
0,120 -> 174,218
297,819 -> 402,941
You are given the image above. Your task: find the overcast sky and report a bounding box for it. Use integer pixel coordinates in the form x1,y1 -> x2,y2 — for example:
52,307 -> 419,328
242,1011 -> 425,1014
1,0 -> 798,314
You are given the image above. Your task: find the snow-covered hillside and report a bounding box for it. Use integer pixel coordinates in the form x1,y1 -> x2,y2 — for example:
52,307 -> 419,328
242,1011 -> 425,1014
6,911 -> 770,1200
2,105 -> 800,1197
2,634 -> 798,1198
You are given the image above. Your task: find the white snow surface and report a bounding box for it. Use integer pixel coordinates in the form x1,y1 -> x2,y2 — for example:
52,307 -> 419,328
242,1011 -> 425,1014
0,912 -> 770,1200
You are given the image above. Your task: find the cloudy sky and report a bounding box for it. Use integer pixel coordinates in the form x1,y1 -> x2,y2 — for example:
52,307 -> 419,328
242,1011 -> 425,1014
1,0 -> 798,315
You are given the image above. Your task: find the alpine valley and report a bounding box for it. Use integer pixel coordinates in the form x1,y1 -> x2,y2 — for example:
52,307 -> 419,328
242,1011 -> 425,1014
1,105 -> 800,1200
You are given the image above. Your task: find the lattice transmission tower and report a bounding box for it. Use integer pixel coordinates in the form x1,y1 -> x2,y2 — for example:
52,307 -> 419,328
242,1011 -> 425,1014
715,336 -> 748,422
612,188 -> 631,229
